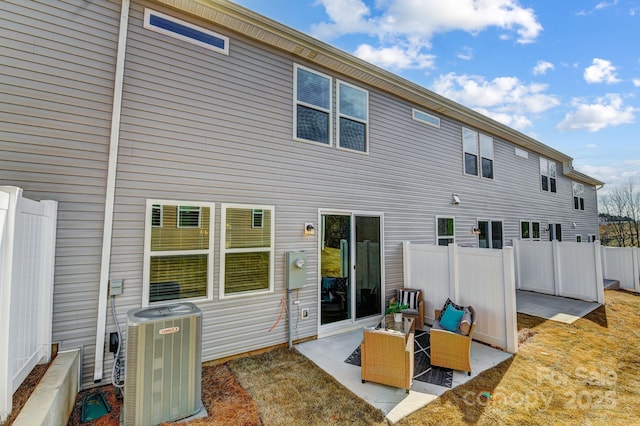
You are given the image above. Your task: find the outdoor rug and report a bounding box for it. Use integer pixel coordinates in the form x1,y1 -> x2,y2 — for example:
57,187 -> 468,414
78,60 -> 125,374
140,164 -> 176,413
344,329 -> 453,388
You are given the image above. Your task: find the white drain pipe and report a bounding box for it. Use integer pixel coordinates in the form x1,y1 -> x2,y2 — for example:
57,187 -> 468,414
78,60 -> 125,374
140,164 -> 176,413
93,0 -> 130,383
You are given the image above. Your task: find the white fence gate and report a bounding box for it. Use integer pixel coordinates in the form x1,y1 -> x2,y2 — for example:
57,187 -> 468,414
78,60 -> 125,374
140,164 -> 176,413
0,187 -> 58,422
513,240 -> 604,303
601,246 -> 640,291
403,242 -> 518,354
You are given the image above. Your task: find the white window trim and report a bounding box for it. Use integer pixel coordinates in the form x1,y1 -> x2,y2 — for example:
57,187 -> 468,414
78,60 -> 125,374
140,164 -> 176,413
142,199 -> 215,307
219,203 -> 275,299
572,182 -> 585,210
520,220 -> 542,241
436,216 -> 455,246
540,157 -> 557,193
293,63 -> 333,147
336,79 -> 369,155
143,9 -> 229,55
462,128 -> 494,180
412,108 -> 440,128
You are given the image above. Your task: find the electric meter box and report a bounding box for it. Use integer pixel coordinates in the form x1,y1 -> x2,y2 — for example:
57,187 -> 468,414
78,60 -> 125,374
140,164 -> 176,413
285,251 -> 307,289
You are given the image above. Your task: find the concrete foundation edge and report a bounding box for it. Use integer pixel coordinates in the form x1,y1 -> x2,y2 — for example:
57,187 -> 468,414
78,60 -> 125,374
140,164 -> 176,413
13,349 -> 80,426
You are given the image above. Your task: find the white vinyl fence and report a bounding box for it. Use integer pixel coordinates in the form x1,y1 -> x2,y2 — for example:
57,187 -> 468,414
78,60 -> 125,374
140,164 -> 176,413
403,242 -> 518,354
601,246 -> 640,291
0,187 -> 58,422
513,240 -> 604,303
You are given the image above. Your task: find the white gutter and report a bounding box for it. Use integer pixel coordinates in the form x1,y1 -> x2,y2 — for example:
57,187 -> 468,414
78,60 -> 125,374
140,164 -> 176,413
93,0 -> 130,383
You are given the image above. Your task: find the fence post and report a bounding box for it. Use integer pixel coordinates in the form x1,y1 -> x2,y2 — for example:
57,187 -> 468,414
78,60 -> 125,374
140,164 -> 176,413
552,240 -> 561,296
633,247 -> 640,292
593,241 -> 604,304
40,200 -> 58,363
0,187 -> 20,423
512,239 -> 521,290
502,247 -> 518,353
402,241 -> 410,288
448,243 -> 459,300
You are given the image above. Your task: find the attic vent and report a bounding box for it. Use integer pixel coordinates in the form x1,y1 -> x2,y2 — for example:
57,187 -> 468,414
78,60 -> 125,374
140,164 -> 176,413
144,9 -> 229,55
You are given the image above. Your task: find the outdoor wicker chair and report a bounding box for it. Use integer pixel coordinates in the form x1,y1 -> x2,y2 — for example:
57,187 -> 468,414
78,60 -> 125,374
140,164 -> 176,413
389,288 -> 425,329
430,305 -> 477,375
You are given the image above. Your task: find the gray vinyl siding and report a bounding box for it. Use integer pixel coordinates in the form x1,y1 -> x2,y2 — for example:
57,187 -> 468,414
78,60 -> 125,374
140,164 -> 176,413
101,0 -> 603,378
1,0 -> 120,386
2,0 -> 601,390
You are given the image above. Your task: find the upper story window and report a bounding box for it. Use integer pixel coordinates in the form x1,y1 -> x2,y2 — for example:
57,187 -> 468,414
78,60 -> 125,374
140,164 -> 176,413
412,108 -> 440,128
144,9 -> 229,55
540,158 -> 557,193
220,204 -> 275,298
573,182 -> 585,210
463,128 -> 494,179
337,81 -> 369,153
436,217 -> 455,246
143,201 -> 214,306
294,65 -> 332,145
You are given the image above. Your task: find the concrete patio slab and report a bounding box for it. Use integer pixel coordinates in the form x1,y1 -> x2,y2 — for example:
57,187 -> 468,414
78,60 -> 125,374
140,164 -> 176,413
295,327 -> 511,424
516,290 -> 600,324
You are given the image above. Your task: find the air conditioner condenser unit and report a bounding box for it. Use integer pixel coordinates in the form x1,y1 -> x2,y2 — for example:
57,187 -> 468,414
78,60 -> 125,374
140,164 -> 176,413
124,302 -> 204,426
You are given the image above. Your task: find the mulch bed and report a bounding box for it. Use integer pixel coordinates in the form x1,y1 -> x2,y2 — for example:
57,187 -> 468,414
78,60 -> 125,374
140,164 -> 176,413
65,364 -> 261,425
4,363 -> 50,426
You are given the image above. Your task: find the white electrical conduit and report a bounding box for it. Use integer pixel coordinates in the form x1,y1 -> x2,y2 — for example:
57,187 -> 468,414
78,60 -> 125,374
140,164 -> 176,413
93,0 -> 130,383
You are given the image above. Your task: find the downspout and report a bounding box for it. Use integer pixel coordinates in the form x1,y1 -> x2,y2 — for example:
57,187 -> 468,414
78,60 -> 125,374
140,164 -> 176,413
93,0 -> 130,383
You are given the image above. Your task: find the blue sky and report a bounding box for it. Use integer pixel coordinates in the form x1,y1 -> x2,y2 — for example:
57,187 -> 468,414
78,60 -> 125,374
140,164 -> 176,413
233,0 -> 639,192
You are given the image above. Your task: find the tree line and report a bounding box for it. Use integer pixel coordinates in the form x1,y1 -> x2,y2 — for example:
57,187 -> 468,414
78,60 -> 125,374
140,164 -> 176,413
599,178 -> 640,247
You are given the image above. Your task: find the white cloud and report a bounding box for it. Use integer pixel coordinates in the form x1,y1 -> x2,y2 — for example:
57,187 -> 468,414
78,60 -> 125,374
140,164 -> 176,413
579,164 -> 639,188
584,58 -> 621,84
431,73 -> 559,130
587,144 -> 598,149
557,94 -> 635,132
595,0 -> 618,10
310,0 -> 543,70
457,46 -> 473,61
353,44 -> 436,70
533,60 -> 554,75
633,78 -> 640,87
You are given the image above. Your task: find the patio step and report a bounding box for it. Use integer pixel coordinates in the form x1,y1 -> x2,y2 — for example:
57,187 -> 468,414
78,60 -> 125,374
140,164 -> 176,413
604,279 -> 621,290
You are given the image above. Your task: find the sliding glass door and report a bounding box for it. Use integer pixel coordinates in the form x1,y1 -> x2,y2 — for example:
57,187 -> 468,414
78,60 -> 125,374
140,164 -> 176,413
320,212 -> 382,326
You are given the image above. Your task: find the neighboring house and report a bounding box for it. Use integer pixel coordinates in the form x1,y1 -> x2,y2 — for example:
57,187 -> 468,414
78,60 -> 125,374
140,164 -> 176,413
1,0 -> 603,389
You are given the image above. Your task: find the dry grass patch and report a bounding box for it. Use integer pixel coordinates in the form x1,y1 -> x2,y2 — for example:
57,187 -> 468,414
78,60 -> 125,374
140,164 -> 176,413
228,347 -> 386,425
396,290 -> 640,425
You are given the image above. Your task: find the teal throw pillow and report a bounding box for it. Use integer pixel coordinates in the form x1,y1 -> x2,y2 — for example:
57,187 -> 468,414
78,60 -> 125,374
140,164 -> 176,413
440,304 -> 464,332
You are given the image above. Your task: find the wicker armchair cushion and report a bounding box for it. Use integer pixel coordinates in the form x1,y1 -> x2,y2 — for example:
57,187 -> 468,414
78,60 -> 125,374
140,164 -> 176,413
397,289 -> 420,310
458,307 -> 473,335
439,304 -> 465,332
437,298 -> 464,321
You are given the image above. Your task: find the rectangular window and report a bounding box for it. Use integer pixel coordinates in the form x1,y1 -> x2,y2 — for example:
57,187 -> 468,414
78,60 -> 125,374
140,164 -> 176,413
572,182 -> 585,210
436,217 -> 455,246
412,108 -> 440,128
521,221 -> 530,239
144,9 -> 229,55
220,204 -> 275,298
576,235 -> 582,242
463,128 -> 493,179
178,206 -> 201,228
143,201 -> 214,305
252,209 -> 264,228
294,64 -> 332,145
152,204 -> 162,227
337,81 -> 368,153
521,221 -> 541,240
540,157 -> 557,193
